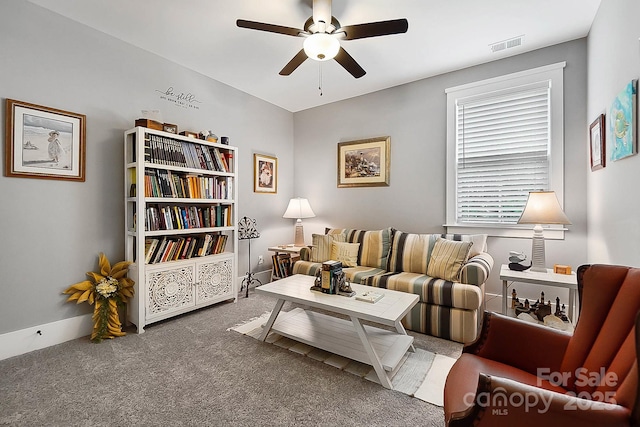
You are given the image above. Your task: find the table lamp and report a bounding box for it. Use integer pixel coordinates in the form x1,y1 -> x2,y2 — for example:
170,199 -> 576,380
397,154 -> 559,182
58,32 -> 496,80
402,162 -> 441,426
517,191 -> 571,273
283,197 -> 316,246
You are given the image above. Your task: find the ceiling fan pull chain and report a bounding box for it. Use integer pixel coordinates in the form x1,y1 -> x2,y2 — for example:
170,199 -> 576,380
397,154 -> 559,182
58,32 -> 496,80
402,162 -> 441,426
318,62 -> 323,96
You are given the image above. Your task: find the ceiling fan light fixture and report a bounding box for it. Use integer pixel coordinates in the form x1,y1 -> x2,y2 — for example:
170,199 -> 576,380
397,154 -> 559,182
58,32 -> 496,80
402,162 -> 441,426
303,33 -> 339,61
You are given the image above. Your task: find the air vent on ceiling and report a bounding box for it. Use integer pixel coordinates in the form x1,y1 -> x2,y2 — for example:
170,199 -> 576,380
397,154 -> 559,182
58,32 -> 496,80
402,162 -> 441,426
490,35 -> 525,53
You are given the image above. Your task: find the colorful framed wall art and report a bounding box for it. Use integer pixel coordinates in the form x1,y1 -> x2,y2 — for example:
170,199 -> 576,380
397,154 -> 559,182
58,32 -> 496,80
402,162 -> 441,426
609,80 -> 637,162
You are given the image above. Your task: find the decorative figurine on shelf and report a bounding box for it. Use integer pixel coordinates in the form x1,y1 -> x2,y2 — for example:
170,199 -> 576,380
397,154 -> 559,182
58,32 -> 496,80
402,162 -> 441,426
512,293 -> 571,323
534,301 -> 552,321
508,251 -> 531,271
199,130 -> 218,142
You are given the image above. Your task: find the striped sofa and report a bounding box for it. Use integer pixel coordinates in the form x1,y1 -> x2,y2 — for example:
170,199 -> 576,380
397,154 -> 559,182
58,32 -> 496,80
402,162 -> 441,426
292,228 -> 494,344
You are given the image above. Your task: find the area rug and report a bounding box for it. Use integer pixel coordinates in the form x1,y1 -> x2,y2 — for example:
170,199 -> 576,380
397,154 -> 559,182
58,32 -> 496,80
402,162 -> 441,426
228,308 -> 457,406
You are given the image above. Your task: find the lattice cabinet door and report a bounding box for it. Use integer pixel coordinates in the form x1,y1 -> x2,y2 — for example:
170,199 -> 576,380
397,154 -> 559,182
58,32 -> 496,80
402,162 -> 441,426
195,255 -> 234,304
146,263 -> 196,321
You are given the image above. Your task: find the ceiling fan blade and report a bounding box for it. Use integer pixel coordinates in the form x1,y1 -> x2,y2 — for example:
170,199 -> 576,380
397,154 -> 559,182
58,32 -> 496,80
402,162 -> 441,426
334,47 -> 366,79
339,18 -> 408,40
236,19 -> 303,37
279,49 -> 308,76
312,0 -> 332,25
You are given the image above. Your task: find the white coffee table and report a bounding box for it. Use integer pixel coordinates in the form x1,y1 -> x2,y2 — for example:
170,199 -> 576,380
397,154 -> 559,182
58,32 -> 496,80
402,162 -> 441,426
256,274 -> 419,389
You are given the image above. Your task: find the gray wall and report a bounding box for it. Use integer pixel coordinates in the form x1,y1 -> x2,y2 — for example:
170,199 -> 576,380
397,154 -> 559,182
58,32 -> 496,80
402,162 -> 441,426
3,1 -> 611,339
0,1 -> 295,334
293,39 -> 589,301
587,0 -> 640,267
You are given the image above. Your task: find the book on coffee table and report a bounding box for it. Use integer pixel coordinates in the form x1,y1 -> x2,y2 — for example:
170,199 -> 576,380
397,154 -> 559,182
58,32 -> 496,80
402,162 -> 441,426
355,290 -> 384,303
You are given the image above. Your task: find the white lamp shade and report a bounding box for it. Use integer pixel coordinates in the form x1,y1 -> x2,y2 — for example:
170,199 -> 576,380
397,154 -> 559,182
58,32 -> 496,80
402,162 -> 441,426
283,198 -> 316,219
517,191 -> 571,225
303,33 -> 340,61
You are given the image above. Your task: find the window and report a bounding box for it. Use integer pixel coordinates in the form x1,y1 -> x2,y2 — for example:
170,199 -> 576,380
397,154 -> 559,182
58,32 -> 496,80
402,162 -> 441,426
445,62 -> 566,238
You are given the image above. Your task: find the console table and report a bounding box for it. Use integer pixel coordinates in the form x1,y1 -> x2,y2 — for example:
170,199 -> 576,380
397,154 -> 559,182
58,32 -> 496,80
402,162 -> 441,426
499,264 -> 578,322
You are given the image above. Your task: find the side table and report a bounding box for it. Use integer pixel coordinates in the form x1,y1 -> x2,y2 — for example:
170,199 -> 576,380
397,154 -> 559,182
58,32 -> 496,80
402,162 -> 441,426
499,264 -> 578,322
267,245 -> 304,281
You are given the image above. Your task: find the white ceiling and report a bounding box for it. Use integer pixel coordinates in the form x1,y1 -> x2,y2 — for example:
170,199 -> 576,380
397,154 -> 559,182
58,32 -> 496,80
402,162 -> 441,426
27,0 -> 601,112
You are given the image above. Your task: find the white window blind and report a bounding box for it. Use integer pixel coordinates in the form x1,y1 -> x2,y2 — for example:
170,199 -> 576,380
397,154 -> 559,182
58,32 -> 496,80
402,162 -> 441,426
445,62 -> 565,237
456,84 -> 550,224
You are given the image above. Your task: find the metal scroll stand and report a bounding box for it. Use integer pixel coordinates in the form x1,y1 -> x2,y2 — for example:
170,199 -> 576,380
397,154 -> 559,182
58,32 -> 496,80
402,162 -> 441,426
238,216 -> 262,298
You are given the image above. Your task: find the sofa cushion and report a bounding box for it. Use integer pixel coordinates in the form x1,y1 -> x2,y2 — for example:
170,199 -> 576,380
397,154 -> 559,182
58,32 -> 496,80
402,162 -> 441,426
327,228 -> 393,269
310,233 -> 345,262
330,241 -> 360,267
427,238 -> 472,282
366,272 -> 482,310
343,266 -> 387,284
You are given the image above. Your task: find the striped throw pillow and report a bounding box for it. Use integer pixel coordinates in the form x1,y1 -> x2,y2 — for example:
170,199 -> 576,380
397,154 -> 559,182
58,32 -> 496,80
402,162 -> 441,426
426,238 -> 472,282
386,231 -> 437,274
310,233 -> 345,262
342,228 -> 393,269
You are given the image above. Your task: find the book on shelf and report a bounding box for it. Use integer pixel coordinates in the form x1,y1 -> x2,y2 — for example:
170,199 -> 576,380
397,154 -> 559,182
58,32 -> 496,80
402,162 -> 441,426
144,133 -> 234,174
144,238 -> 160,264
272,253 -> 292,278
145,233 -> 228,264
355,290 -> 384,303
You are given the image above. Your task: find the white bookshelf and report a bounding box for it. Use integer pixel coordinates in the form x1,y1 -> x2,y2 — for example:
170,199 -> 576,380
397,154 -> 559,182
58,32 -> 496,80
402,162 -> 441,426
124,127 -> 238,332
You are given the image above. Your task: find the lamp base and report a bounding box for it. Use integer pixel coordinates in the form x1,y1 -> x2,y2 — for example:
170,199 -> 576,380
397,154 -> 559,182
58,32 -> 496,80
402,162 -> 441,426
530,224 -> 547,273
294,221 -> 305,246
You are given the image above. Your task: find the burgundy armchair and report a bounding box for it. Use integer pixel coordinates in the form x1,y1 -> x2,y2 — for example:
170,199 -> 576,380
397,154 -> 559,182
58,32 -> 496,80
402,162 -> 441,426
444,264 -> 640,426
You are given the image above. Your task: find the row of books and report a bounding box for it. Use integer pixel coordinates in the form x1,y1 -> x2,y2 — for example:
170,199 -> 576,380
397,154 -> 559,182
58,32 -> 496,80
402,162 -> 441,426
145,204 -> 232,231
272,253 -> 292,279
145,134 -> 233,173
144,169 -> 233,200
144,233 -> 228,264
321,260 -> 343,294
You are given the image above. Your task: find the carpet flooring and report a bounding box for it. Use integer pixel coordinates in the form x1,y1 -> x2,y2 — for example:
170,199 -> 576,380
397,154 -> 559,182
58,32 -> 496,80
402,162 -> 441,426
229,308 -> 457,406
0,290 -> 462,426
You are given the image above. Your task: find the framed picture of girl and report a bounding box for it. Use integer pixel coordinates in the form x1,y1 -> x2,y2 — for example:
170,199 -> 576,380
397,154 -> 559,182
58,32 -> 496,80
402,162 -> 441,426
5,99 -> 86,181
253,153 -> 277,193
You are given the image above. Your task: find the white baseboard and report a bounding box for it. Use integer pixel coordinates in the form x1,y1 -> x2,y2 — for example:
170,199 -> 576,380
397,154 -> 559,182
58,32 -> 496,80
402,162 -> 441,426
2,269 -> 276,361
0,314 -> 92,361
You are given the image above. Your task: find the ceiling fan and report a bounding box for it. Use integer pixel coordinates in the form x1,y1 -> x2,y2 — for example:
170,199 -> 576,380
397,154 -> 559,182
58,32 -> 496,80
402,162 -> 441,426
237,0 -> 408,79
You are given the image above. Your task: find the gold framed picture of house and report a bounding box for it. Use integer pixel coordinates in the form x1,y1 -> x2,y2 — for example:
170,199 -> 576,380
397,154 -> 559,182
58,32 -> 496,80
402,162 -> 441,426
254,153 -> 277,193
337,136 -> 390,188
5,99 -> 86,181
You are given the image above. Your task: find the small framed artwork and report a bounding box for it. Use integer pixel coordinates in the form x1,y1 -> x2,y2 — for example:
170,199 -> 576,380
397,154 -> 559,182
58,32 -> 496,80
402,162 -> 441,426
609,79 -> 637,161
337,136 -> 390,188
254,153 -> 277,193
589,114 -> 605,171
5,99 -> 86,181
